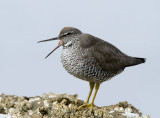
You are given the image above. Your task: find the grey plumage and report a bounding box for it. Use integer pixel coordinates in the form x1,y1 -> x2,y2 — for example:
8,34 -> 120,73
38,27 -> 146,111
58,27 -> 145,83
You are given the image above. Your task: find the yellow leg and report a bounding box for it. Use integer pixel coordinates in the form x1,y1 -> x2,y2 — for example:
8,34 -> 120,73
85,82 -> 95,104
78,83 -> 100,112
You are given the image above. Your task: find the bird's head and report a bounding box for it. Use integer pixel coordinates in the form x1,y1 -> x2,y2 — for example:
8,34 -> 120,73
38,27 -> 82,58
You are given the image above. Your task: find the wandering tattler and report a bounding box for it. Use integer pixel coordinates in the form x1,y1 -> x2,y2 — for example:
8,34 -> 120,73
38,27 -> 146,111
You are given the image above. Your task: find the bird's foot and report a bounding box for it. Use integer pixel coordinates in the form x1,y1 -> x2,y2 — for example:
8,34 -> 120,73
78,102 -> 94,112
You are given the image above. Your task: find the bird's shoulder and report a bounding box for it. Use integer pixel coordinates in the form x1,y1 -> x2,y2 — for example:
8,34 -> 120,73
79,33 -> 124,56
79,33 -> 128,71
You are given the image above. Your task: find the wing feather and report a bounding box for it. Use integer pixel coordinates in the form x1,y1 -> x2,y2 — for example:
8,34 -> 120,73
80,34 -> 129,71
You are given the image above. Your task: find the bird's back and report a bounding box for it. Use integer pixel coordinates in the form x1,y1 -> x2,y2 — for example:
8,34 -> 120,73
79,34 -> 145,71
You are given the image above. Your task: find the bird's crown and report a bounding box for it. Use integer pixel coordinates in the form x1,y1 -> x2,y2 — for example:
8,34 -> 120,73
59,27 -> 82,38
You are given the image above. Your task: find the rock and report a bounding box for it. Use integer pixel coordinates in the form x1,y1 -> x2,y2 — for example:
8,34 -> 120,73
0,93 -> 150,118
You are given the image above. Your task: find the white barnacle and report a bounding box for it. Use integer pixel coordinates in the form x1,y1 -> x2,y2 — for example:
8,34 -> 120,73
119,107 -> 124,112
44,100 -> 49,107
122,112 -> 139,118
0,113 -> 12,118
125,107 -> 132,113
114,107 -> 119,111
109,110 -> 115,113
29,97 -> 41,103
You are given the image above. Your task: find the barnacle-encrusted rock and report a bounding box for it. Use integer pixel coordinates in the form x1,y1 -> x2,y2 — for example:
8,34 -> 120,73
0,93 -> 150,118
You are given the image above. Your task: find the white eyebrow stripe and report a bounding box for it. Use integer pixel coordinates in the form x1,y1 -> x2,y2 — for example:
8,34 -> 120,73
61,31 -> 74,36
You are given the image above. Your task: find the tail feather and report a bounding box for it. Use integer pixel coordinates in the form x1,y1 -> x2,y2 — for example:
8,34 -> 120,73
126,57 -> 146,67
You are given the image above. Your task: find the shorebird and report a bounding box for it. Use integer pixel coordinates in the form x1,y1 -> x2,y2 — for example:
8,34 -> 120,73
38,27 -> 145,111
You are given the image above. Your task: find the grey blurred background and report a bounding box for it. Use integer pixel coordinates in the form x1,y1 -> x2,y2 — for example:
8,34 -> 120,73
0,0 -> 159,117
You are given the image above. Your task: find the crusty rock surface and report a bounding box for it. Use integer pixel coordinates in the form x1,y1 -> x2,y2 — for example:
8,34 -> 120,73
0,93 -> 150,118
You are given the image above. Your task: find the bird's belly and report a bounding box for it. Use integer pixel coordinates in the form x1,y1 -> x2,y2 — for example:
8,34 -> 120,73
61,48 -> 122,83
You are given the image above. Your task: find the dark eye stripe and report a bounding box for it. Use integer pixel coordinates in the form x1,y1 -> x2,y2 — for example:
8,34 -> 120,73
66,32 -> 71,35
61,31 -> 74,37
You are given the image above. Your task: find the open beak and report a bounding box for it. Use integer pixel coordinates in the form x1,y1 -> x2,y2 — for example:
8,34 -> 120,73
38,37 -> 63,58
